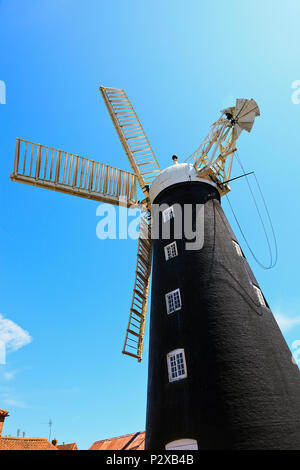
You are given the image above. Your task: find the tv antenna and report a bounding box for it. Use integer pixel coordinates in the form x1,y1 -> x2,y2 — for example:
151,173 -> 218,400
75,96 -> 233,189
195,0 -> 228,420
41,419 -> 52,441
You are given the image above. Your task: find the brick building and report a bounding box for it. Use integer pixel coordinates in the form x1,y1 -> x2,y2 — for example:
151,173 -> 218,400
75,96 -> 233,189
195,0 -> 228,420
57,442 -> 78,450
0,407 -> 57,450
1,406 -> 144,450
89,431 -> 145,450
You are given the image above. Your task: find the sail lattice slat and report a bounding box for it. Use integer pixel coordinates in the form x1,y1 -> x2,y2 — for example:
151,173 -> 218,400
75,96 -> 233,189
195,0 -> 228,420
123,212 -> 152,362
10,138 -> 138,207
100,87 -> 161,194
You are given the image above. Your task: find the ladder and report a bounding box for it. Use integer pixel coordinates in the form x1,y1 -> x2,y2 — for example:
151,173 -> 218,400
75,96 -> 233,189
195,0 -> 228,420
122,212 -> 152,362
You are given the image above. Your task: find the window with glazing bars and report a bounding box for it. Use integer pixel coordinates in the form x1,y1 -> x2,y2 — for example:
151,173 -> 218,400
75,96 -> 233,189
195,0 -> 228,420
163,206 -> 174,223
164,241 -> 178,261
167,349 -> 187,382
165,288 -> 182,314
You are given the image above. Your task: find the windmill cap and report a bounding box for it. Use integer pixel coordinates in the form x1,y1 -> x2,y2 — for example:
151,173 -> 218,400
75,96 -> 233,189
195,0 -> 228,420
149,162 -> 217,203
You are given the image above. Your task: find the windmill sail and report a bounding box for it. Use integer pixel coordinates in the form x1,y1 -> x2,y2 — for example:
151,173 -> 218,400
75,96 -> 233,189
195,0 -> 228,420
187,98 -> 260,195
10,138 -> 138,207
100,87 -> 161,196
232,99 -> 260,139
122,212 -> 152,362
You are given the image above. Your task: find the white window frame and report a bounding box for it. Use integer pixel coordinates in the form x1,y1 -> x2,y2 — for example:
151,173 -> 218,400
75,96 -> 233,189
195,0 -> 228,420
232,239 -> 243,257
165,439 -> 198,450
167,348 -> 187,382
253,284 -> 266,307
164,241 -> 178,261
165,288 -> 182,314
162,205 -> 174,223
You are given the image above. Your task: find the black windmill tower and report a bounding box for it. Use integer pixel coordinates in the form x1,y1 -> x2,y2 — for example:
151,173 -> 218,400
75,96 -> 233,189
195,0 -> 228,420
11,90 -> 300,450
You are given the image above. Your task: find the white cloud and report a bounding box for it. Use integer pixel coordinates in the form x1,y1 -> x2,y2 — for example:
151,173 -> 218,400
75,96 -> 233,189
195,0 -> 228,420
1,366 -> 31,381
0,314 -> 32,352
2,396 -> 26,408
3,370 -> 15,381
274,312 -> 300,333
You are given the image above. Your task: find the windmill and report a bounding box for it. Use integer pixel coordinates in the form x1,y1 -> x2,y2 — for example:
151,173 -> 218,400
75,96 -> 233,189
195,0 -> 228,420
10,89 -> 300,450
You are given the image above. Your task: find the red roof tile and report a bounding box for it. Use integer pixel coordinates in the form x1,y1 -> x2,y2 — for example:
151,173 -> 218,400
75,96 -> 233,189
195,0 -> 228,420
0,408 -> 9,417
57,442 -> 78,450
0,437 -> 58,450
89,431 -> 145,451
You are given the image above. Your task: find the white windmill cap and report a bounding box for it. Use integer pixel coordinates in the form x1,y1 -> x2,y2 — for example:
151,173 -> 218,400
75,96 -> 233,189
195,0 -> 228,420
149,162 -> 217,203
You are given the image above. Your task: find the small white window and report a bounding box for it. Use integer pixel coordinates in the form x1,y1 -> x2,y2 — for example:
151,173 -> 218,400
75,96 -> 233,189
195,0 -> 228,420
253,284 -> 266,306
165,439 -> 198,450
162,206 -> 174,223
167,349 -> 187,382
165,288 -> 181,314
164,241 -> 178,261
232,239 -> 243,257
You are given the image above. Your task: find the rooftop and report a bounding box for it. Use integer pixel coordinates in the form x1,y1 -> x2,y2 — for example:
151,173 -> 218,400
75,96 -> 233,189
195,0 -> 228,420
57,442 -> 78,450
0,436 -> 57,451
90,431 -> 145,450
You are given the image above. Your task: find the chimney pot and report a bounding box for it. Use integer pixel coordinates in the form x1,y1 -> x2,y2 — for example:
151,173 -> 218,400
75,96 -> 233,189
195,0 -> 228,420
0,409 -> 9,437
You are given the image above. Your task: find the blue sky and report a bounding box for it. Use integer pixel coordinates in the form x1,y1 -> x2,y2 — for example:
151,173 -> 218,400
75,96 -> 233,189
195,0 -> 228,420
0,0 -> 300,449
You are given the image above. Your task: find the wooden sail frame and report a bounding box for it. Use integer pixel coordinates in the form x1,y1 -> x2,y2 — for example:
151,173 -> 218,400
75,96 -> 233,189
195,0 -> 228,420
122,212 -> 152,362
100,87 -> 161,197
10,138 -> 138,207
